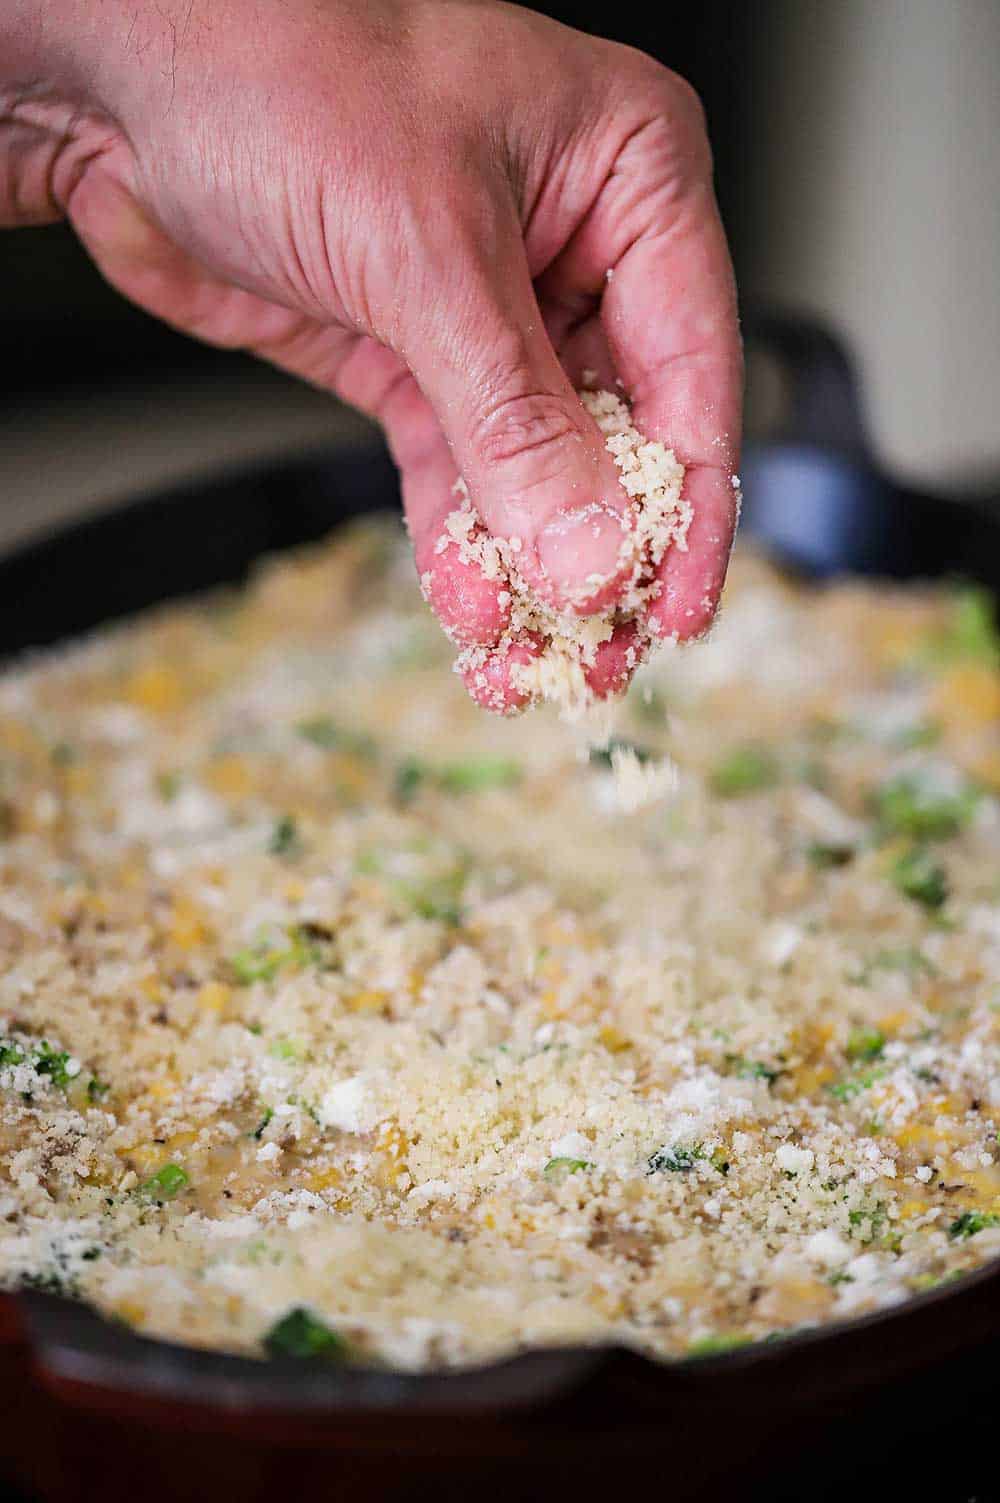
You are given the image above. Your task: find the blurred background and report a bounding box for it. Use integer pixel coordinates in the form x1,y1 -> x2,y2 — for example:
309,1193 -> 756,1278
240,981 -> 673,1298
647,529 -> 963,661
1,0 -> 998,555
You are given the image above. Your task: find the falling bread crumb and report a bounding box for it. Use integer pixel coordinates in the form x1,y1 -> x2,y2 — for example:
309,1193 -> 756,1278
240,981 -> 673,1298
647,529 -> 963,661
447,390 -> 689,720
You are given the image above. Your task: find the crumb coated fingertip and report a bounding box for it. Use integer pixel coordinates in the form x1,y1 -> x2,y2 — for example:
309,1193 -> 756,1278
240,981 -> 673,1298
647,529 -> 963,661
456,638 -> 540,715
419,551 -> 511,648
436,390 -> 690,721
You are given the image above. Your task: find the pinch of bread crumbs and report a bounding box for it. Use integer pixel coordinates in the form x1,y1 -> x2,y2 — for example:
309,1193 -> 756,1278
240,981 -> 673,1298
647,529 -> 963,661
446,390 -> 690,722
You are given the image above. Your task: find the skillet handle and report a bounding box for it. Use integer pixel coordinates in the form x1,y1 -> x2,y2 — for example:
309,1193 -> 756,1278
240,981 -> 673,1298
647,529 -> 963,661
744,310 -> 873,460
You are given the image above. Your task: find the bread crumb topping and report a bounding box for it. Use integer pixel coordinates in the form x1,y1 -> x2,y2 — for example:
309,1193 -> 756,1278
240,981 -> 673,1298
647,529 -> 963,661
2,519 -> 1000,1370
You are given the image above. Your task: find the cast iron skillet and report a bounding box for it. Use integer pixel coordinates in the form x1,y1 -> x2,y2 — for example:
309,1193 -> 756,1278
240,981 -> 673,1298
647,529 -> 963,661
2,318 -> 1000,1502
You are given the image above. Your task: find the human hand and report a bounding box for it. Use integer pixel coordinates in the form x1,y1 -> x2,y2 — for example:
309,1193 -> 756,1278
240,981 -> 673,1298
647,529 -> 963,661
3,0 -> 741,707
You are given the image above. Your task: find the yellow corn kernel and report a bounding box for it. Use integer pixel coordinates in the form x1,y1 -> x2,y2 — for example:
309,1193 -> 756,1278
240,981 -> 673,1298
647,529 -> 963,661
540,988 -> 566,1020
588,1289 -> 624,1319
345,989 -> 388,1015
306,1166 -> 343,1192
205,755 -> 253,798
896,1199 -> 927,1220
125,664 -> 183,714
197,981 -> 231,1014
64,762 -> 95,797
282,878 -> 306,902
894,1123 -> 942,1151
598,1025 -> 632,1054
115,1299 -> 147,1326
0,719 -> 30,755
166,1132 -> 197,1154
971,752 -> 1000,792
147,1073 -> 178,1101
329,752 -> 371,796
879,1010 -> 910,1036
931,665 -> 1000,727
374,1123 -> 409,1187
169,896 -> 209,950
140,974 -> 163,1004
794,1065 -> 835,1095
872,621 -> 918,669
129,1143 -> 168,1176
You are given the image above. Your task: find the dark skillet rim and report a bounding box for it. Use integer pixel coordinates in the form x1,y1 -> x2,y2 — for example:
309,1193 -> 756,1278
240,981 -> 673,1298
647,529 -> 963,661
5,443 -> 1000,1418
15,1248 -> 1000,1415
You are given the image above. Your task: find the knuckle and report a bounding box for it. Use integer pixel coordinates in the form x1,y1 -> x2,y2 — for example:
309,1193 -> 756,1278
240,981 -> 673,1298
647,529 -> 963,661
471,384 -> 582,474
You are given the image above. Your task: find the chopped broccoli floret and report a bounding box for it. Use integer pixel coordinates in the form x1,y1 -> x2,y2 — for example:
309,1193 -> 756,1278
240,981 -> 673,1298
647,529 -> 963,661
50,741 -> 77,768
829,1067 -> 887,1103
230,926 -> 325,986
888,846 -> 949,910
439,758 -> 521,793
543,1157 -> 591,1179
873,775 -> 979,843
230,944 -> 287,985
923,586 -> 1000,669
805,841 -> 855,869
139,1163 -> 189,1201
686,1333 -> 751,1358
647,1145 -> 702,1174
948,1210 -> 1000,1241
263,1307 -> 348,1360
845,1028 -> 886,1063
32,1042 -> 75,1090
726,1055 -> 781,1085
395,756 -> 521,801
297,718 -> 376,759
394,758 -> 428,803
269,814 -> 302,858
709,745 -> 780,797
156,770 -> 182,802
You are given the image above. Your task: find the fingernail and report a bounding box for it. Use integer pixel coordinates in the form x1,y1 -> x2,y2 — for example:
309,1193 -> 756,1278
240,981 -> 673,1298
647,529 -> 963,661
535,502 -> 628,606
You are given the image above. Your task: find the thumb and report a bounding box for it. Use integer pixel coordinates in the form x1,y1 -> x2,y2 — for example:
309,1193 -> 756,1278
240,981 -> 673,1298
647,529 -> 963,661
400,218 -> 628,614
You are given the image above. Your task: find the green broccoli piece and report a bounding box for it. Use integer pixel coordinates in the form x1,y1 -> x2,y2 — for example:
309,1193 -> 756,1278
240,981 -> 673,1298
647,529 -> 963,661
873,775 -> 979,843
32,1042 -> 75,1090
845,1028 -> 886,1063
543,1157 -> 591,1180
268,814 -> 302,858
139,1163 -> 189,1201
297,718 -> 376,759
647,1145 -> 702,1174
948,1210 -> 1000,1241
888,846 -> 949,910
263,1307 -> 348,1360
709,745 -> 780,797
